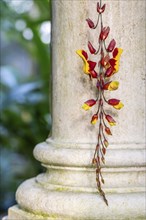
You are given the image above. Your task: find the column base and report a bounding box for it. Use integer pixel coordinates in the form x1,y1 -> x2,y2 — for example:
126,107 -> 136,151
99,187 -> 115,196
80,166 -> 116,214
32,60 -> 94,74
5,205 -> 64,220
6,177 -> 146,220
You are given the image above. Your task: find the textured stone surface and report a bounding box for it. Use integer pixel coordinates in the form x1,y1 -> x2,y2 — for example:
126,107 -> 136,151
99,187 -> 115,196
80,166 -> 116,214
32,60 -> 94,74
51,0 -> 145,146
6,0 -> 146,220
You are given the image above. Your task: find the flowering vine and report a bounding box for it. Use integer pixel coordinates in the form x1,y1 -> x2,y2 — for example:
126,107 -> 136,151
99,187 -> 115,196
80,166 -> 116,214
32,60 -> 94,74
76,0 -> 123,206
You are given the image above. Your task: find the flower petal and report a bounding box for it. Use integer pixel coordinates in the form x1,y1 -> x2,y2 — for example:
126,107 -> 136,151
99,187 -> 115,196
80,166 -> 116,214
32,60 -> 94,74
113,101 -> 124,110
113,48 -> 123,59
82,99 -> 96,110
101,54 -> 110,67
101,4 -> 106,11
76,50 -> 88,60
90,70 -> 98,78
88,41 -> 96,54
83,60 -> 90,74
85,99 -> 96,106
104,66 -> 114,77
100,26 -> 110,41
86,18 -> 95,28
103,81 -> 119,91
91,114 -> 98,124
108,98 -> 120,106
105,127 -> 112,135
109,58 -> 116,68
97,2 -> 106,14
107,39 -> 116,52
105,115 -> 116,126
88,60 -> 97,71
76,50 -> 90,74
82,103 -> 91,111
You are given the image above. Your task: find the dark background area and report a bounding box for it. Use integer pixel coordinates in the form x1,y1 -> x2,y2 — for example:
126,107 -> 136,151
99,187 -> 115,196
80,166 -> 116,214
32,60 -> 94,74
0,0 -> 51,217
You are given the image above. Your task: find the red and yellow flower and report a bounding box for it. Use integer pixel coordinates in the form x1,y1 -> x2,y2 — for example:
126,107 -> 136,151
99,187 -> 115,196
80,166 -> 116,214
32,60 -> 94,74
82,99 -> 96,111
109,48 -> 123,74
108,99 -> 124,110
76,50 -> 97,78
104,48 -> 123,77
103,81 -> 119,91
91,114 -> 98,124
105,115 -> 116,126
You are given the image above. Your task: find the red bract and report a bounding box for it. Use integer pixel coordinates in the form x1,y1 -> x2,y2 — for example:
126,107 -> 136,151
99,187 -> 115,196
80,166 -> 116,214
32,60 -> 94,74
109,58 -> 116,67
97,2 -> 106,14
90,70 -> 98,78
105,127 -> 112,135
101,54 -> 110,67
107,39 -> 116,52
88,61 -> 96,71
86,18 -> 95,28
85,99 -> 96,106
105,66 -> 114,77
113,47 -> 119,58
88,41 -> 96,54
103,81 -> 111,90
108,99 -> 120,106
100,26 -> 110,41
82,50 -> 88,60
91,114 -> 98,124
105,115 -> 116,126
102,147 -> 106,155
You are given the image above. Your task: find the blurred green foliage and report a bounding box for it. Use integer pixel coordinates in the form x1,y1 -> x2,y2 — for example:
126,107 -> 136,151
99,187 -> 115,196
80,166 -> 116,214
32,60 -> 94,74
0,0 -> 51,212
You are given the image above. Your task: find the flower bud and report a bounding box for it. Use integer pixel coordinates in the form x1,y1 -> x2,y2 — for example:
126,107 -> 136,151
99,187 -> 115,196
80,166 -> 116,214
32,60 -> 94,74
100,26 -> 110,41
107,39 -> 116,52
97,2 -> 106,14
86,18 -> 95,28
88,41 -> 96,54
91,114 -> 98,124
82,99 -> 96,111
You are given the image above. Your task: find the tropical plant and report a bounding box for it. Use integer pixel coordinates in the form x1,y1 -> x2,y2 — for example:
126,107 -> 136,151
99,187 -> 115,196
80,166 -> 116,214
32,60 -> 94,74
76,0 -> 123,205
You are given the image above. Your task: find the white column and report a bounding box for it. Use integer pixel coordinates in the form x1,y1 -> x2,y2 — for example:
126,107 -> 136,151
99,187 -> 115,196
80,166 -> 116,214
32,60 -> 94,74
6,0 -> 145,219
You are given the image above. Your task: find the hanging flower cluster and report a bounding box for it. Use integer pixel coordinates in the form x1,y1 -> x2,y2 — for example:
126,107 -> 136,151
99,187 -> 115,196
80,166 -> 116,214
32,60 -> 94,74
76,0 -> 123,206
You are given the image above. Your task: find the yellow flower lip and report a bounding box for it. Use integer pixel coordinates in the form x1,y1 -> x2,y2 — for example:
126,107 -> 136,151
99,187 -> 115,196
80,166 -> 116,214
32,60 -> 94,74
105,114 -> 116,126
76,50 -> 89,74
108,99 -> 124,110
82,99 -> 96,111
76,50 -> 96,75
109,122 -> 116,126
82,103 -> 91,111
103,81 -> 119,91
108,81 -> 119,91
113,102 -> 124,110
91,114 -> 98,125
113,48 -> 123,73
